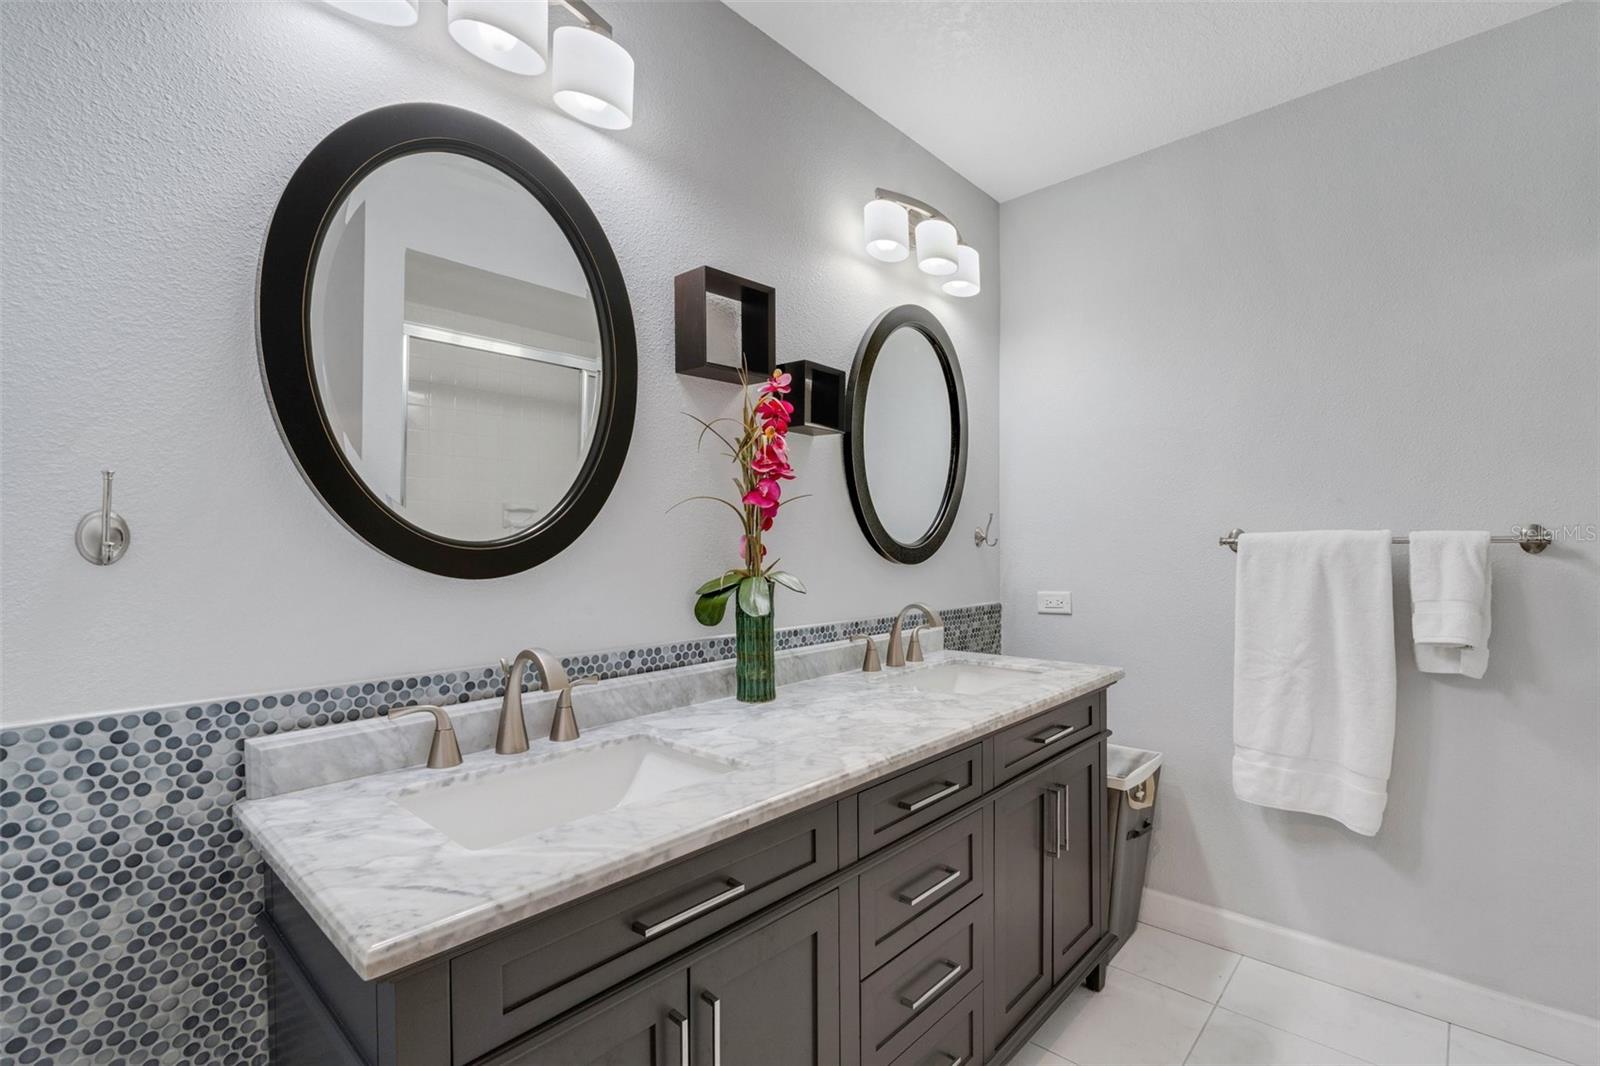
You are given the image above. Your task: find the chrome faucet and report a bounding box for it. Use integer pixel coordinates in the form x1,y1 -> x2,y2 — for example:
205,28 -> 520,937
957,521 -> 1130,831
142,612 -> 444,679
500,648 -> 595,748
886,603 -> 943,668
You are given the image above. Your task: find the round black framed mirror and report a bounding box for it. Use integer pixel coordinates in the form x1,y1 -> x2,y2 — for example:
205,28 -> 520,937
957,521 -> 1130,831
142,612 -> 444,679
258,103 -> 636,579
844,305 -> 968,564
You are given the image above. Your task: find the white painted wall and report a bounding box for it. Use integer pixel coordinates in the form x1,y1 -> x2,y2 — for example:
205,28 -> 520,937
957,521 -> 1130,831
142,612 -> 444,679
998,5 -> 1597,1017
0,0 -> 1001,723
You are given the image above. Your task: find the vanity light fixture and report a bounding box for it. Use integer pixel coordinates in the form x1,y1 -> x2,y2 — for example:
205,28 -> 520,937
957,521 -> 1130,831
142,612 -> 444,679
863,189 -> 981,297
447,0 -> 549,75
863,198 -> 910,262
322,0 -> 420,25
943,244 -> 981,298
321,0 -> 634,130
914,217 -> 959,276
552,15 -> 635,129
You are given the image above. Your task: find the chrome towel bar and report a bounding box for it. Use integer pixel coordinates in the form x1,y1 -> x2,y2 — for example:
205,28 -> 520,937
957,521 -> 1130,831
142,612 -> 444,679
1219,524 -> 1552,555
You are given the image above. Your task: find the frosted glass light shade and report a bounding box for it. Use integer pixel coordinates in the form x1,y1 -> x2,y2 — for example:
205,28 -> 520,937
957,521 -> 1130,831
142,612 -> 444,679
942,245 -> 980,297
863,199 -> 909,262
447,0 -> 549,76
552,26 -> 635,130
915,218 -> 959,276
324,0 -> 419,26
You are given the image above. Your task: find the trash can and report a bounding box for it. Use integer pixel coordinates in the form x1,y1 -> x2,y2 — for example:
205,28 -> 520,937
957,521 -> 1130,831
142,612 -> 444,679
1106,744 -> 1163,960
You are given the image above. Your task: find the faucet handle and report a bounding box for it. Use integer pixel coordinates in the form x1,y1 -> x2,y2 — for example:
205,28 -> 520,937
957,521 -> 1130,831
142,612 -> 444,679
549,678 -> 595,743
389,705 -> 463,769
851,634 -> 882,673
907,625 -> 929,663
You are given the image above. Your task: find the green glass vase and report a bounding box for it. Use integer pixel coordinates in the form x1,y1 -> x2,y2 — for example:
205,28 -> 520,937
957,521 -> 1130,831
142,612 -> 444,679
735,597 -> 776,703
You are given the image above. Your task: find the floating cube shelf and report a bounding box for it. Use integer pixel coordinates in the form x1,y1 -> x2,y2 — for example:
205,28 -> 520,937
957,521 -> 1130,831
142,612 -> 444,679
674,266 -> 776,384
781,359 -> 847,436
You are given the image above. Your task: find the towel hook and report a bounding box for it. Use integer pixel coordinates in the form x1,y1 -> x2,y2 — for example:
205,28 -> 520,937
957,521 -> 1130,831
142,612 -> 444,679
974,512 -> 999,548
75,469 -> 130,566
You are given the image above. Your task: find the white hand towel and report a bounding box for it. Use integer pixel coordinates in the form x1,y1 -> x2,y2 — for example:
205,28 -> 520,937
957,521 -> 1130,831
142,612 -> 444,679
1233,531 -> 1397,836
1409,530 -> 1492,679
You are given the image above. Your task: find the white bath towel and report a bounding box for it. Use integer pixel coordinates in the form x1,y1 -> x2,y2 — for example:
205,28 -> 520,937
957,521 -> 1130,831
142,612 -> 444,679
1233,531 -> 1397,836
1409,531 -> 1492,679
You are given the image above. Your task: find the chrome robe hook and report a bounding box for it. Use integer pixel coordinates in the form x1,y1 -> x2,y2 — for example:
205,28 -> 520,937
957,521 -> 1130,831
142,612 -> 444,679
75,470 -> 130,565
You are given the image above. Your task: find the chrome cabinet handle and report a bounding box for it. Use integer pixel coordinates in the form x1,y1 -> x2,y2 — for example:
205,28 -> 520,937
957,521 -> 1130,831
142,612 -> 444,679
937,1056 -> 965,1066
701,991 -> 722,1066
897,779 -> 962,813
896,866 -> 963,907
668,1009 -> 689,1066
1045,785 -> 1065,858
631,878 -> 747,938
899,960 -> 963,1013
1060,785 -> 1070,853
1029,723 -> 1077,745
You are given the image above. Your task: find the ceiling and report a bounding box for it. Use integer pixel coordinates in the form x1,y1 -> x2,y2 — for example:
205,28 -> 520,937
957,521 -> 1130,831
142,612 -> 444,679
725,1 -> 1558,202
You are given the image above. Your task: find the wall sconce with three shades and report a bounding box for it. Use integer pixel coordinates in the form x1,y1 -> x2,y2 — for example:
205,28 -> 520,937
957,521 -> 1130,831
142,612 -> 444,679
862,189 -> 980,297
322,0 -> 634,130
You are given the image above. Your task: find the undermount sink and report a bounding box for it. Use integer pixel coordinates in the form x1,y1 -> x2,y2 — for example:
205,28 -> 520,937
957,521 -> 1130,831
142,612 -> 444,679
890,662 -> 1038,696
395,738 -> 735,850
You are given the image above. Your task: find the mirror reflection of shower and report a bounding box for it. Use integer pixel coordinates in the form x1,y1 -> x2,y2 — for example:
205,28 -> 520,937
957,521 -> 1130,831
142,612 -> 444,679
401,322 -> 599,540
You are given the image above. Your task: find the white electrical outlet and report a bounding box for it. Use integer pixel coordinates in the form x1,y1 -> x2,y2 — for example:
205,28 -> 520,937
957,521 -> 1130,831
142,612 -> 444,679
1037,591 -> 1072,615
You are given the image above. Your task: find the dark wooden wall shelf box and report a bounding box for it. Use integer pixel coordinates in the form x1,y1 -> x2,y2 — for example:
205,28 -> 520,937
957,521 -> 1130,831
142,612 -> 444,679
674,266 -> 777,383
781,359 -> 848,435
264,687 -> 1116,1066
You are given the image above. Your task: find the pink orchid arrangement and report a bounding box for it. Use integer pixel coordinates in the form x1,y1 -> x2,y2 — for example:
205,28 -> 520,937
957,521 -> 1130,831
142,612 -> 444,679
681,368 -> 807,625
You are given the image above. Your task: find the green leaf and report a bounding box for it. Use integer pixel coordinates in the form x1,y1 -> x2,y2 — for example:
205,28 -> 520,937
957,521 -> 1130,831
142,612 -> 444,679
738,575 -> 772,618
696,570 -> 745,596
768,571 -> 807,595
694,587 -> 736,626
666,495 -> 746,521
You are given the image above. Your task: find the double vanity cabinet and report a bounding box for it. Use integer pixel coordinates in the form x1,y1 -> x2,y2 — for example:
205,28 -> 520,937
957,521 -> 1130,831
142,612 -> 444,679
261,680 -> 1116,1066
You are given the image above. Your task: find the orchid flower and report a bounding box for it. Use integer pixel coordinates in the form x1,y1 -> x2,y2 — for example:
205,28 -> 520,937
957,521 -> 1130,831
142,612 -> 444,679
680,365 -> 808,625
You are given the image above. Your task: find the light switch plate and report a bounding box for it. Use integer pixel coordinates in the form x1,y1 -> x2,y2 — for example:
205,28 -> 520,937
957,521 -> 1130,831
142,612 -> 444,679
1037,591 -> 1072,615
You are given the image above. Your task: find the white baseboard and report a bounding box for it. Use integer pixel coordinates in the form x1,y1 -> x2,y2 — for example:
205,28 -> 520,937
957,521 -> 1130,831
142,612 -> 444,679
1139,888 -> 1600,1065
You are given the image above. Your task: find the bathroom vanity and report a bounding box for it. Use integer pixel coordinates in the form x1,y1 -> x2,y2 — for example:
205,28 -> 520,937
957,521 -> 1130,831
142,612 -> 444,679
238,645 -> 1122,1066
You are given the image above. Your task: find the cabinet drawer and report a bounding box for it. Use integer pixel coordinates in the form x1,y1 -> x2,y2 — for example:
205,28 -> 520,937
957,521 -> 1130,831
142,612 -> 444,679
888,985 -> 983,1066
451,805 -> 838,1064
861,899 -> 987,1066
858,744 -> 983,857
859,808 -> 985,975
990,693 -> 1104,786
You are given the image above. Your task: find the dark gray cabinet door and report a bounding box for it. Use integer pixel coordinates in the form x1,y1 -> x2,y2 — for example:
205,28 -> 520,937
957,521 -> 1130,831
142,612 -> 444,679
1047,739 -> 1107,985
986,760 -> 1056,1051
689,892 -> 842,1066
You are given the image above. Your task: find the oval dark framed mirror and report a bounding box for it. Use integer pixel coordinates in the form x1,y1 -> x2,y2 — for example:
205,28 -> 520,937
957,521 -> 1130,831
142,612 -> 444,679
844,305 -> 968,564
258,103 -> 636,579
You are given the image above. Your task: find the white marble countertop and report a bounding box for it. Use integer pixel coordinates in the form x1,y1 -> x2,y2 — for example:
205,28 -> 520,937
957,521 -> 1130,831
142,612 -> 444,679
235,649 -> 1122,980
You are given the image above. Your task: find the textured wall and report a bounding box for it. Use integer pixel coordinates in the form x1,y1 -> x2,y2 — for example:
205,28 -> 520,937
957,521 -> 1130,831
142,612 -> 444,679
0,0 -> 1001,725
998,5 -> 1598,1017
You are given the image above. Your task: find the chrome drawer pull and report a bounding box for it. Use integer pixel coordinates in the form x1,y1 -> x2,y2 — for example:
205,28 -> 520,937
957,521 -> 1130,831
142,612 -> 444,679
701,991 -> 723,1066
937,1056 -> 965,1066
668,1009 -> 689,1066
1029,723 -> 1077,745
897,779 -> 962,813
632,878 -> 747,938
896,866 -> 963,907
899,960 -> 963,1013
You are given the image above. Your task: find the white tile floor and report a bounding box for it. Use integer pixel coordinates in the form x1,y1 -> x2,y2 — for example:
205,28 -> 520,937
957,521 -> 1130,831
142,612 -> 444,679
1014,924 -> 1579,1066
